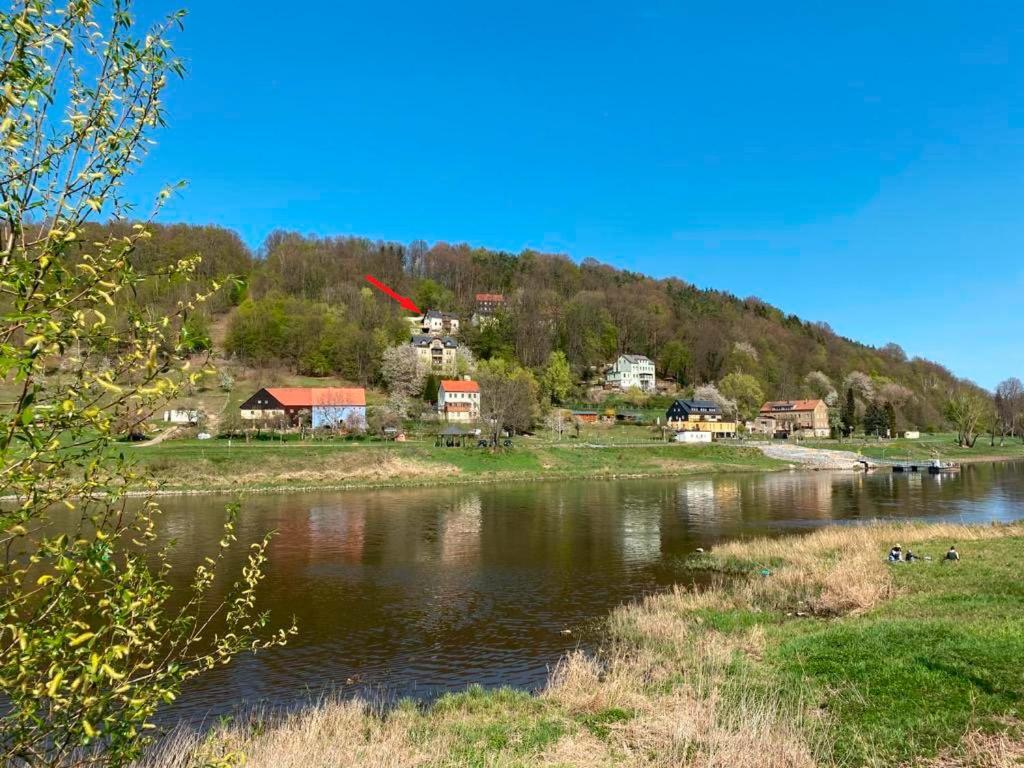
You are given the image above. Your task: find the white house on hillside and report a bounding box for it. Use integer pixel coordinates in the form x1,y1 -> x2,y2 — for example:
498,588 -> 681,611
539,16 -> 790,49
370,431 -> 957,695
606,354 -> 656,392
437,378 -> 481,422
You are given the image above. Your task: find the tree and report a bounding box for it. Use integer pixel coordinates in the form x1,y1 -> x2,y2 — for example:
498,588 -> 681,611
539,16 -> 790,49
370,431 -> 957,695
477,359 -> 539,448
843,371 -> 875,402
658,340 -> 691,386
719,372 -> 764,422
0,5 -> 292,764
803,371 -> 837,405
694,383 -> 737,420
863,402 -> 889,437
368,405 -> 402,437
994,378 -> 1024,445
945,390 -> 990,447
545,409 -> 568,441
381,344 -> 424,399
730,341 -> 759,372
541,350 -> 573,404
841,388 -> 858,435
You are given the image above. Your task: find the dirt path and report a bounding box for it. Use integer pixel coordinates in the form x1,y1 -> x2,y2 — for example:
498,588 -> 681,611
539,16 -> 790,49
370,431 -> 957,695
756,443 -> 872,470
134,426 -> 181,448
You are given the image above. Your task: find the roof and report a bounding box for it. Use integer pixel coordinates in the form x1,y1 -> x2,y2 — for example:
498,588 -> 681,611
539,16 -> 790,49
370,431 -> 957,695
671,399 -> 722,413
439,425 -> 474,436
619,354 -> 653,364
571,410 -> 598,415
440,379 -> 480,393
475,293 -> 504,302
411,335 -> 459,347
760,399 -> 825,413
263,387 -> 366,408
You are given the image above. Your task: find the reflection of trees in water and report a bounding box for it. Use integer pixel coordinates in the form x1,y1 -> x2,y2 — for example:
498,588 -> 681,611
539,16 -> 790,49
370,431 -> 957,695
731,472 -> 838,524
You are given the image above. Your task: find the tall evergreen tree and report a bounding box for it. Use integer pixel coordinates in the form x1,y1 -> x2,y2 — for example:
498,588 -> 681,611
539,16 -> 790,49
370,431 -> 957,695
841,387 -> 858,435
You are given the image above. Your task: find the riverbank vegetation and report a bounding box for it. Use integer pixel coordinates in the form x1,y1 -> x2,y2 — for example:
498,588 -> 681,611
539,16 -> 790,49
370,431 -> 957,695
144,521 -> 1024,767
801,432 -> 1024,464
0,4 -> 291,764
130,439 -> 787,493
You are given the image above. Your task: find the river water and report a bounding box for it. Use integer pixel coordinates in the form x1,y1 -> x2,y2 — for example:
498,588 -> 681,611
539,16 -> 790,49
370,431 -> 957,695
146,462 -> 1024,725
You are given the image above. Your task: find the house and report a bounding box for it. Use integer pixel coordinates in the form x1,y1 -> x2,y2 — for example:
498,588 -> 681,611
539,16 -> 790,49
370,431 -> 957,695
746,415 -> 777,435
472,293 -> 505,326
665,399 -> 737,438
409,309 -> 459,336
437,378 -> 481,422
163,408 -> 200,425
239,387 -> 367,429
571,410 -> 599,424
674,431 -> 712,444
758,399 -> 830,438
411,334 -> 459,375
605,354 -> 656,392
475,293 -> 505,314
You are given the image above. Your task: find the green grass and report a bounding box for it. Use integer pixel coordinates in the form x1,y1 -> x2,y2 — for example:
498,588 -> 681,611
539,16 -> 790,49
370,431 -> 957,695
802,432 -> 1024,462
764,537 -> 1024,764
174,524 -> 1024,766
126,436 -> 786,492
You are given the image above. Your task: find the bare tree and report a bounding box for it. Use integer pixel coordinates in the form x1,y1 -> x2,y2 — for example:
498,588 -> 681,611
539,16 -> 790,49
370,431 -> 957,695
993,378 -> 1024,445
477,361 -> 538,449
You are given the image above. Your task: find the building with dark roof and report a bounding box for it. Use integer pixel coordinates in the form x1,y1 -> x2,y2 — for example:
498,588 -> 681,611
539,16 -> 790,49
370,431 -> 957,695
239,387 -> 367,429
665,399 -> 736,438
410,334 -> 460,375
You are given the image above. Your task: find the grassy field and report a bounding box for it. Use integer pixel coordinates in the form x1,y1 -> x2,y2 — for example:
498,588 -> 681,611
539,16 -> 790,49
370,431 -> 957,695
128,436 -> 786,493
145,521 -> 1024,767
800,432 -> 1024,463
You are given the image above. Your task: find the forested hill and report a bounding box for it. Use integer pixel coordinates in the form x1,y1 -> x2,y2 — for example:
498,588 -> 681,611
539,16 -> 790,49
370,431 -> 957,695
107,222 -> 980,430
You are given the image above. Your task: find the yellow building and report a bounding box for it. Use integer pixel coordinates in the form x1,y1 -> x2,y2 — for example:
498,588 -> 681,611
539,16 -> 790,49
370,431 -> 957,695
665,399 -> 737,437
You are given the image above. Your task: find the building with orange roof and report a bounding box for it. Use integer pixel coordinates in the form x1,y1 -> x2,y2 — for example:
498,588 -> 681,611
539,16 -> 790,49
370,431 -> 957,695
239,387 -> 366,430
437,378 -> 481,422
758,399 -> 830,438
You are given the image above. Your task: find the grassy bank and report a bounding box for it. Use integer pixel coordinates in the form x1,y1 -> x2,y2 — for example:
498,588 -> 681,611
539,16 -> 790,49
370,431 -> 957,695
128,439 -> 787,493
145,521 -> 1024,767
800,432 -> 1024,464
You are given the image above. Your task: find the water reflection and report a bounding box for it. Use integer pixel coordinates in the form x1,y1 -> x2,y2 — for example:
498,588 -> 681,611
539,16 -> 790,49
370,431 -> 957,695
115,461 -> 1024,725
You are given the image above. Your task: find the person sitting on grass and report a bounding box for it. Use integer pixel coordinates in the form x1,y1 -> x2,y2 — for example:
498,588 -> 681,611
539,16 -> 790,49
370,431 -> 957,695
944,545 -> 960,563
904,549 -> 919,562
888,545 -> 903,562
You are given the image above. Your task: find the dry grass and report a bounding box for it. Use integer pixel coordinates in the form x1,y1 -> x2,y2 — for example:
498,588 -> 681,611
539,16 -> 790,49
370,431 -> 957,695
712,521 -> 1024,617
139,700 -> 446,768
147,452 -> 453,490
916,723 -> 1024,767
136,521 -> 1024,768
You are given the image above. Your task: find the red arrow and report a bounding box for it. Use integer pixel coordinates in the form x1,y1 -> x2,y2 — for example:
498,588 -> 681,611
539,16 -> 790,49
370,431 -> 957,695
364,274 -> 421,313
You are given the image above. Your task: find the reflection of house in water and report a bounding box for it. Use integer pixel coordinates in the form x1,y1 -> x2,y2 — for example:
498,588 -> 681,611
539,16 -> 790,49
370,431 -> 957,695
619,493 -> 662,565
308,505 -> 366,564
676,478 -> 742,526
753,472 -> 836,519
440,494 -> 483,565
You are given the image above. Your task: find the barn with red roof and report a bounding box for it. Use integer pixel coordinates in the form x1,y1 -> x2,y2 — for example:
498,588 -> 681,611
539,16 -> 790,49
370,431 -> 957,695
240,387 -> 367,429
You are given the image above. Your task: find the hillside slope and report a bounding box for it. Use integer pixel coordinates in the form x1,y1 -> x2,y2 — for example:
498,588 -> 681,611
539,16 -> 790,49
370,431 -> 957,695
113,224 -> 982,430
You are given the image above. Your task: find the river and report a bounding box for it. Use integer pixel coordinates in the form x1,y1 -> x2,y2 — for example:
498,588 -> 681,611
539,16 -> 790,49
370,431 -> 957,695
144,462 -> 1024,725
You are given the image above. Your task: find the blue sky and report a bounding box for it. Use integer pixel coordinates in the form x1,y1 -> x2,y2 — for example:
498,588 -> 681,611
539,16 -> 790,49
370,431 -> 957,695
132,1 -> 1023,389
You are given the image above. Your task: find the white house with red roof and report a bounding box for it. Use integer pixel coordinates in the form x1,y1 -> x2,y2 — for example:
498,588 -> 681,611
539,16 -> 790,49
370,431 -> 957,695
437,378 -> 481,422
239,387 -> 367,429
